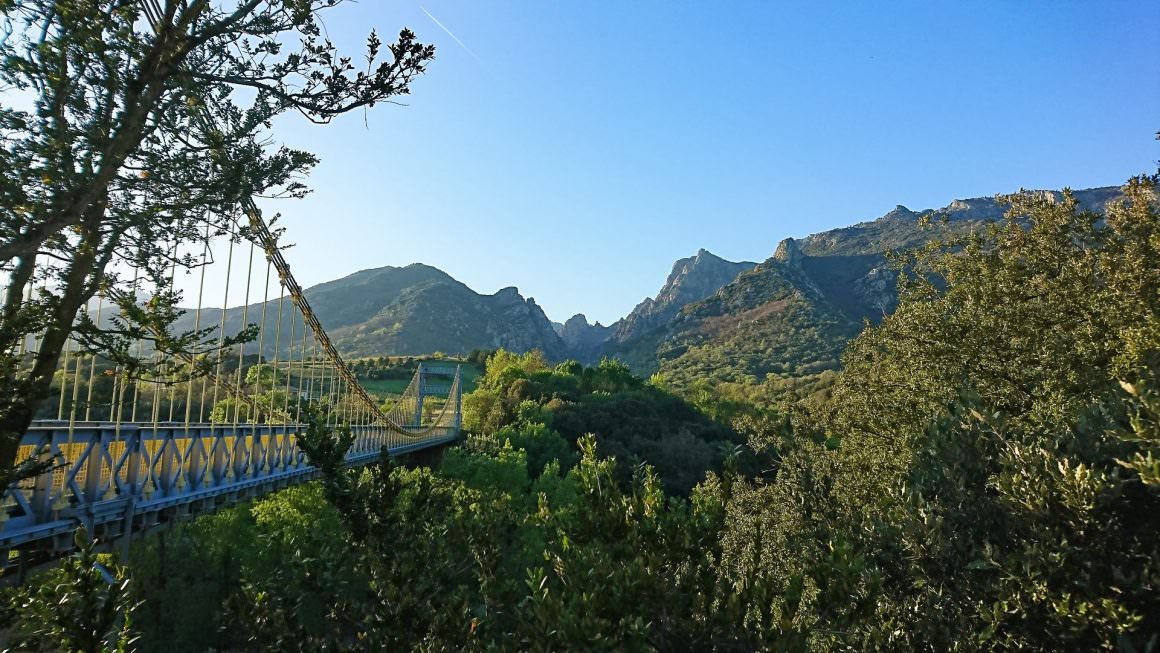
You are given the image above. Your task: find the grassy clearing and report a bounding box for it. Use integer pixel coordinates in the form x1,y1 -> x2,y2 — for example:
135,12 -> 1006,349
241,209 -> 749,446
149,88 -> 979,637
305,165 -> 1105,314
354,357 -> 481,401
359,378 -> 411,397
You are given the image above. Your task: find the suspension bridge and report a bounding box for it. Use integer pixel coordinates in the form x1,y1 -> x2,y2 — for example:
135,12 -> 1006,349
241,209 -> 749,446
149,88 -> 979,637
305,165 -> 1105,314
0,206 -> 464,567
0,0 -> 468,571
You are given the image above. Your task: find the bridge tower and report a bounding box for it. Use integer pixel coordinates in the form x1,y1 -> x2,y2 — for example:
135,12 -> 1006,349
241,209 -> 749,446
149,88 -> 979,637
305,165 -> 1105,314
414,362 -> 426,427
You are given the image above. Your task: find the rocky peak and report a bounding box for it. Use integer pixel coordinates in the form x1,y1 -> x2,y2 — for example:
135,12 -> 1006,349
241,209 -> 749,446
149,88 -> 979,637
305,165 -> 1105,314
773,237 -> 803,267
558,313 -> 612,355
493,286 -> 523,304
881,205 -> 917,222
940,186 -> 1123,222
564,313 -> 590,329
610,249 -> 757,344
661,249 -> 750,297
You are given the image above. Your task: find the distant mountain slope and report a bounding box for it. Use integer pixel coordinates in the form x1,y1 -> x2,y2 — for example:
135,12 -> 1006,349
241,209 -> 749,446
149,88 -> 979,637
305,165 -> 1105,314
798,186 -> 1123,257
615,186 -> 1124,387
173,263 -> 567,359
555,314 -> 614,359
550,249 -> 757,363
332,281 -> 566,358
611,249 -> 757,344
168,186 -> 1123,373
615,240 -> 858,385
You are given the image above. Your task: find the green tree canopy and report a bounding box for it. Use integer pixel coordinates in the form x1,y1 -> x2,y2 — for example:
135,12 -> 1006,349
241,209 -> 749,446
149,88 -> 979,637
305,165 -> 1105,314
720,175 -> 1160,649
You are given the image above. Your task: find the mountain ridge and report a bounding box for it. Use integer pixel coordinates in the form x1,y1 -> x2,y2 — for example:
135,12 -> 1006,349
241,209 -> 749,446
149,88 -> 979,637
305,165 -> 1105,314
619,185 -> 1125,387
170,184 -> 1125,373
171,262 -> 569,360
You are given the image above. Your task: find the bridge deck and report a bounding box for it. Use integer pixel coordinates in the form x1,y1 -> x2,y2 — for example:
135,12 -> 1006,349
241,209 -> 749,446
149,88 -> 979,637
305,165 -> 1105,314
0,421 -> 457,555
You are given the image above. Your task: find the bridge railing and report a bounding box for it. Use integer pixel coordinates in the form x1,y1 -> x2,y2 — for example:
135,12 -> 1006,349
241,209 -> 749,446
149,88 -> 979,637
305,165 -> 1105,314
1,361 -> 461,556
0,418 -> 458,553
0,0 -> 471,568
0,363 -> 462,557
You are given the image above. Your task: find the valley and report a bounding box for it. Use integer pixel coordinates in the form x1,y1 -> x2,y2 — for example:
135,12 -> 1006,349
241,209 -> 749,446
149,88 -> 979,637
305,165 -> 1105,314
3,2 -> 1154,649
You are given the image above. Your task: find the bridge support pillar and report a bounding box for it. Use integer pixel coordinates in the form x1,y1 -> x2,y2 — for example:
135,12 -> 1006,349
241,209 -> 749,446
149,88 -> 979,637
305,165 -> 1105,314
396,441 -> 448,469
454,365 -> 463,430
413,362 -> 426,426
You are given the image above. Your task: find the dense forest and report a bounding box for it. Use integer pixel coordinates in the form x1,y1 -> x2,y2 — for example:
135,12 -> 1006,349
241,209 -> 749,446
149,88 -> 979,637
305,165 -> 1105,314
2,177 -> 1156,651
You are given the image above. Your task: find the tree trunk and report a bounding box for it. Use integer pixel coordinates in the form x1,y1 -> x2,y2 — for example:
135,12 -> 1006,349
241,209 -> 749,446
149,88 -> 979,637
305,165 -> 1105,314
0,198 -> 107,475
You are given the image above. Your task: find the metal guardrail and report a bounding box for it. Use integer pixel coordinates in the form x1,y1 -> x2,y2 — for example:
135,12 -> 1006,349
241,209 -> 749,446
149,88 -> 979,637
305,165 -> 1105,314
0,420 -> 459,555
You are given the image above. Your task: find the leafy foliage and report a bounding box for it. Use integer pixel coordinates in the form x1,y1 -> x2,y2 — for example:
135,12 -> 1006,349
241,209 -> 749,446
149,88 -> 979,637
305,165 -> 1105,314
465,350 -> 747,494
9,175 -> 1156,651
2,531 -> 138,652
763,175 -> 1160,648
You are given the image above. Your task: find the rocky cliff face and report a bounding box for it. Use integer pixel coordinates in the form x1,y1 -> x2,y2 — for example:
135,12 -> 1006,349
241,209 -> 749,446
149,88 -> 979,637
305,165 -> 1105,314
614,185 -> 1125,387
851,264 -> 898,317
610,249 -> 757,345
173,264 -> 568,360
772,237 -> 803,266
330,277 -> 570,358
175,186 -> 1124,371
940,187 -> 1122,221
800,186 -> 1122,257
470,287 -> 569,359
558,314 -> 613,356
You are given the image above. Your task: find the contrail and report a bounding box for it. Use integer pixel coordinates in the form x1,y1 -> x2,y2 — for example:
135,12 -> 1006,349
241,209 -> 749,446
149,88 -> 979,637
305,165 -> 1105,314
420,5 -> 486,67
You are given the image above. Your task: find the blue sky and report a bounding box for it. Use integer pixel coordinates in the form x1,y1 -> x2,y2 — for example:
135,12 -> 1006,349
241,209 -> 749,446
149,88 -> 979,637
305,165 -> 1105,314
252,1 -> 1158,325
